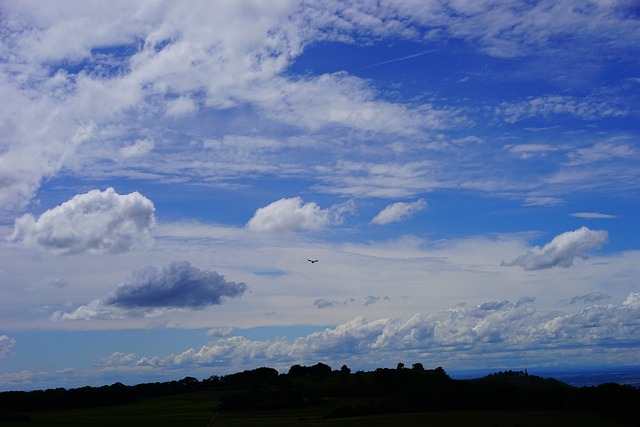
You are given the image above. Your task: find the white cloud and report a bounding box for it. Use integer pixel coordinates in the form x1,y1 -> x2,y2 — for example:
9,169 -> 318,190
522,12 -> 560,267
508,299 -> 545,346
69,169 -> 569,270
246,197 -> 351,233
11,188 -> 155,255
502,226 -> 608,270
371,198 -> 426,225
0,335 -> 15,358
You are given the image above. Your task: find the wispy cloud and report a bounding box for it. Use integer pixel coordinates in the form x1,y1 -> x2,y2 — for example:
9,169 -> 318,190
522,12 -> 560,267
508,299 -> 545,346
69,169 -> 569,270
371,199 -> 427,225
565,141 -> 637,166
498,95 -> 628,123
570,212 -> 617,219
522,197 -> 564,207
120,139 -> 155,158
505,143 -> 566,160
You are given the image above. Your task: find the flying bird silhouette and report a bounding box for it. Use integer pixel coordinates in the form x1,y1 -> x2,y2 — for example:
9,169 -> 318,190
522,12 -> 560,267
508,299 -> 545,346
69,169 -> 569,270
307,259 -> 319,263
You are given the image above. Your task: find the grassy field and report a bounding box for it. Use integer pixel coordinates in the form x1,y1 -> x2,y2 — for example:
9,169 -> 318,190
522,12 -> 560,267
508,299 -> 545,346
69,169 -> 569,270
1,391 -> 622,427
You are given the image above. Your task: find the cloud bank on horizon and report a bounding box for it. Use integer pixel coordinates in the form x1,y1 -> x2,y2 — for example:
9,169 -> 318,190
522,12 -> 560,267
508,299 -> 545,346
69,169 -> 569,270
0,0 -> 639,391
4,292 -> 640,390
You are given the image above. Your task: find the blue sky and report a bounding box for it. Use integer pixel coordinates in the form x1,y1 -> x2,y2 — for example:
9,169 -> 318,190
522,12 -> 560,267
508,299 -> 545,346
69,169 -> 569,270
1,1 -> 639,391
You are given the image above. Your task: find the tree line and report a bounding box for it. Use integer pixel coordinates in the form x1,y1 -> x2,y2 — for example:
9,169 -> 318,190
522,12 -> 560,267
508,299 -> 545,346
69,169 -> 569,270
2,363 -> 639,426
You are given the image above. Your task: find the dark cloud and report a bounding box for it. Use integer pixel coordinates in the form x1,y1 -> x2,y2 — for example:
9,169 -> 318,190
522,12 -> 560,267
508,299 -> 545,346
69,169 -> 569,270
105,261 -> 247,309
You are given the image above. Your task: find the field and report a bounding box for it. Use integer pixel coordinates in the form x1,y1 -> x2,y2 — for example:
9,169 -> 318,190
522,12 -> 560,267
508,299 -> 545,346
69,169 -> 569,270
1,391 -> 621,427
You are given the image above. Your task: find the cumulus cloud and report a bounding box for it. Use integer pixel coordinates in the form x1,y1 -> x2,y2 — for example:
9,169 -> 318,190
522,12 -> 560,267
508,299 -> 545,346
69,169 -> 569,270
53,261 -> 247,320
246,197 -> 352,233
11,188 -> 155,255
371,199 -> 426,225
0,335 -> 15,359
501,226 -> 608,270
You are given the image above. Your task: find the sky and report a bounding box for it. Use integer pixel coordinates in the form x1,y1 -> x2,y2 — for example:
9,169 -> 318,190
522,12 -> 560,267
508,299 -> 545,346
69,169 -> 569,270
1,0 -> 639,391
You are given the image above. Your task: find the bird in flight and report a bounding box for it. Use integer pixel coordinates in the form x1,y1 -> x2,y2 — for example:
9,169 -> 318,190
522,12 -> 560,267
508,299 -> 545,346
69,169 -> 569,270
307,259 -> 319,263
